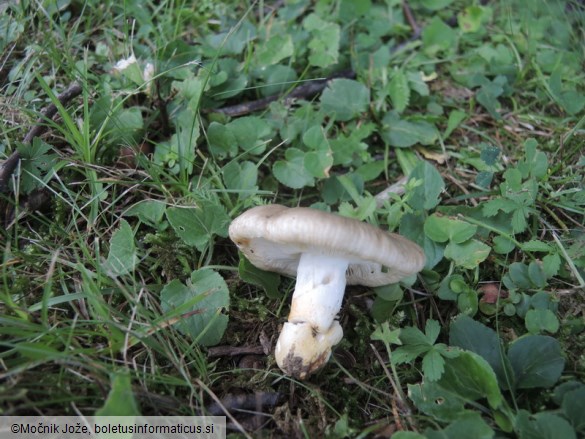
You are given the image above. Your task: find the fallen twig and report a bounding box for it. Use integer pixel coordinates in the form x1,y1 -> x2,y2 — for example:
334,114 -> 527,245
207,345 -> 265,358
207,392 -> 281,417
214,70 -> 356,117
0,82 -> 83,193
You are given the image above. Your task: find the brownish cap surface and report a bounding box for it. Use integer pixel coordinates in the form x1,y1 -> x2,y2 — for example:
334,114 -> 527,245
229,204 -> 426,286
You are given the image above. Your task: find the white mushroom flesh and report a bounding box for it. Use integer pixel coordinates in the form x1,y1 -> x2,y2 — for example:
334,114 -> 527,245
275,252 -> 349,379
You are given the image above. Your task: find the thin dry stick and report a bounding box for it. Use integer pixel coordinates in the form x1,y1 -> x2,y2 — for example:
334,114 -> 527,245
194,378 -> 252,439
214,70 -> 356,117
0,82 -> 83,192
374,176 -> 408,208
370,344 -> 414,432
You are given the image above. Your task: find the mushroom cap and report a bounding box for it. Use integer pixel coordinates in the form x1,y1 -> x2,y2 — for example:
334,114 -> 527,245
229,204 -> 426,286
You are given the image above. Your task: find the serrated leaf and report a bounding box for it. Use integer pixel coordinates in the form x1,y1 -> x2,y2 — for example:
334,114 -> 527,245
160,269 -> 229,346
521,240 -> 553,253
542,253 -> 561,279
320,79 -> 370,122
423,349 -> 446,381
424,319 -> 441,344
439,351 -> 503,409
388,69 -> 410,113
105,220 -> 137,276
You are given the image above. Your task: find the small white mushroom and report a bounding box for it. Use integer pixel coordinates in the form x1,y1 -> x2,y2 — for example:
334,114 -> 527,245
229,204 -> 426,379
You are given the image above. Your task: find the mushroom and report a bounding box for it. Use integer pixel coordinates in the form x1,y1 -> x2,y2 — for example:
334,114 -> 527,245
229,204 -> 426,379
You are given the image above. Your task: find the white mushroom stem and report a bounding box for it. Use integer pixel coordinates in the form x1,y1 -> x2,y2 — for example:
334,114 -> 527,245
288,252 -> 349,331
275,252 -> 349,379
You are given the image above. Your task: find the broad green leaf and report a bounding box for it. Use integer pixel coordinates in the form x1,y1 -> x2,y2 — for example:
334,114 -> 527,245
457,289 -> 479,316
422,17 -> 457,55
255,34 -> 294,66
303,13 -> 340,67
407,71 -> 429,96
408,381 -> 469,422
374,284 -> 403,302
96,372 -> 140,416
493,236 -> 516,254
223,161 -> 258,199
439,351 -> 503,409
160,269 -> 229,346
227,116 -> 271,155
420,0 -> 455,10
381,115 -> 439,148
105,220 -> 137,276
444,239 -> 491,269
450,315 -> 513,389
424,412 -> 495,439
424,214 -> 477,244
458,5 -> 487,33
388,69 -> 410,113
124,200 -> 166,227
273,147 -> 315,188
238,254 -> 281,299
320,79 -> 370,121
507,335 -> 565,389
528,261 -> 547,288
562,386 -> 585,433
515,411 -> 576,439
392,432 -> 426,439
166,201 -> 230,251
305,149 -> 333,178
408,161 -> 445,210
525,309 -> 559,334
207,121 -> 237,157
508,263 -> 532,289
400,212 -> 445,269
